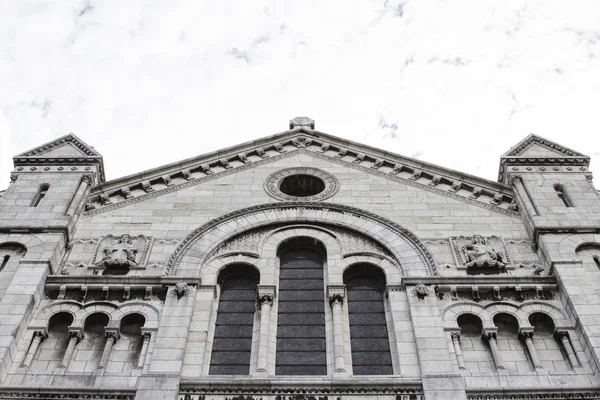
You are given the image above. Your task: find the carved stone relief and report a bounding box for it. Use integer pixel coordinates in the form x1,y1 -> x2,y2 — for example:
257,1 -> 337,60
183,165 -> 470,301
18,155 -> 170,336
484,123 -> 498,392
91,234 -> 153,269
450,235 -> 511,273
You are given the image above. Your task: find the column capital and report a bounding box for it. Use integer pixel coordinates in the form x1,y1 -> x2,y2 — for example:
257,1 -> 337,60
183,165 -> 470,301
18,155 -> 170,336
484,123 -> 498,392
555,329 -> 570,340
105,330 -> 120,341
68,329 -> 83,343
81,174 -> 94,185
482,328 -> 498,341
257,285 -> 275,305
327,285 -> 345,305
447,328 -> 461,340
32,329 -> 48,340
141,331 -> 152,340
519,327 -> 535,339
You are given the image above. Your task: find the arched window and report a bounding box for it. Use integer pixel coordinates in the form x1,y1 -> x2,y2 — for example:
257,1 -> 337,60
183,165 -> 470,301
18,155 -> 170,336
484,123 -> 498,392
456,314 -> 492,372
209,265 -> 259,375
344,264 -> 392,375
117,313 -> 146,373
554,184 -> 574,207
31,184 -> 49,207
493,313 -> 529,371
0,243 -> 27,298
33,312 -> 73,371
529,313 -> 571,371
276,237 -> 327,375
72,313 -> 109,371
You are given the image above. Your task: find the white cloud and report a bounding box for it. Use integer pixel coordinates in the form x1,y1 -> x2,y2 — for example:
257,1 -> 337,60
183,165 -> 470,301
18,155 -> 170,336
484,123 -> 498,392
1,0 -> 599,185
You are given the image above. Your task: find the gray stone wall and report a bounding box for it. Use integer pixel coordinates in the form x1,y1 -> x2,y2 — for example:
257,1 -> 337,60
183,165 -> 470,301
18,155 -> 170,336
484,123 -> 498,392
1,131 -> 600,400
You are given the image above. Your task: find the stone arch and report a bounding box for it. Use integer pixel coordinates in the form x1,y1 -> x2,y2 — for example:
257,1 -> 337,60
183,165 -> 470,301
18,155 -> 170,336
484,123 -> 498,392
557,233 -> 600,259
0,234 -> 45,258
112,303 -> 161,330
261,226 -> 341,285
31,301 -> 82,329
75,302 -> 118,328
341,256 -> 400,286
201,254 -> 261,286
518,302 -> 570,327
484,303 -> 522,327
168,202 -> 435,277
442,302 -> 493,329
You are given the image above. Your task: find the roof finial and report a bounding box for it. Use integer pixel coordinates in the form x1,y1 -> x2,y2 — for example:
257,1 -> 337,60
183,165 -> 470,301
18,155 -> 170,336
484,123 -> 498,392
290,116 -> 315,130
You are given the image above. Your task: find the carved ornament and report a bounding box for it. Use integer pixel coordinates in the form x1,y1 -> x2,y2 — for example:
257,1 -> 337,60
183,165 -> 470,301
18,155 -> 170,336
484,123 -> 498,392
92,234 -> 153,269
451,235 -> 510,272
264,167 -> 339,202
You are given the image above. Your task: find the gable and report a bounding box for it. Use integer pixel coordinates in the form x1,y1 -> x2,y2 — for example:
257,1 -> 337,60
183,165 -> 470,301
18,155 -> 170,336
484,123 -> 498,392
16,133 -> 101,158
85,141 -> 518,218
498,134 -> 590,183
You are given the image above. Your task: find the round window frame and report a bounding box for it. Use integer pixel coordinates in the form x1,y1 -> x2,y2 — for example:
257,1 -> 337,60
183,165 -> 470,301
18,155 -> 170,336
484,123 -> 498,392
264,168 -> 339,202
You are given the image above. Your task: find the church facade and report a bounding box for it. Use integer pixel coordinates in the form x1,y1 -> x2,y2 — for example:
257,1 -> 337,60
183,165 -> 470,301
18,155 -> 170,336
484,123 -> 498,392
0,117 -> 599,400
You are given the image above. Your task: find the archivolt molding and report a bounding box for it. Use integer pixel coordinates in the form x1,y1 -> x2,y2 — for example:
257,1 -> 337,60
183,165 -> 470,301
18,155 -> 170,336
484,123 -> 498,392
168,202 -> 436,277
442,301 -> 570,329
557,234 -> 600,259
0,233 -> 45,258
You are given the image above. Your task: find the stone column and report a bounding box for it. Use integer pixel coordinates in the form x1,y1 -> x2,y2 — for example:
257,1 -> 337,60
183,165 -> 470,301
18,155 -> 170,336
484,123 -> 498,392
97,331 -> 119,371
60,329 -> 82,369
256,286 -> 275,374
22,330 -> 47,368
449,330 -> 465,370
137,332 -> 152,369
519,328 -> 542,369
483,329 -> 504,370
65,175 -> 92,216
328,286 -> 346,374
556,330 -> 581,368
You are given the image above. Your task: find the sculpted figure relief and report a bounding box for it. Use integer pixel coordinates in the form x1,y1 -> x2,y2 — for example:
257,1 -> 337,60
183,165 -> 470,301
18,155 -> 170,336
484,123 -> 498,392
98,234 -> 139,267
462,235 -> 506,269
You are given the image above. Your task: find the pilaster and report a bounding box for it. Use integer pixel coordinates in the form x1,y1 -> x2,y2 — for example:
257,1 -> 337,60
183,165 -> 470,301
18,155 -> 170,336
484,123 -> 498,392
406,283 -> 467,400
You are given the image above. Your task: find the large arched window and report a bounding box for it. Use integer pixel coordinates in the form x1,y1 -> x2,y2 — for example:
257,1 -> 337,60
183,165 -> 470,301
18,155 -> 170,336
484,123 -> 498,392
344,264 -> 392,375
209,264 -> 260,375
276,237 -> 327,375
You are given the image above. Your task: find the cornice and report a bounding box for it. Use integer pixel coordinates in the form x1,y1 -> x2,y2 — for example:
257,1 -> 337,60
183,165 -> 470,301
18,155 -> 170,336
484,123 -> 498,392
498,134 -> 590,183
84,133 -> 519,218
180,376 -> 423,396
13,134 -> 106,183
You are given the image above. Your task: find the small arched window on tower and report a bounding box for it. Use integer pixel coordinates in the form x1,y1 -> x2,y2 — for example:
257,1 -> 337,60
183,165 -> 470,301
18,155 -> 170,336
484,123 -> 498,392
554,184 -> 574,208
31,184 -> 49,207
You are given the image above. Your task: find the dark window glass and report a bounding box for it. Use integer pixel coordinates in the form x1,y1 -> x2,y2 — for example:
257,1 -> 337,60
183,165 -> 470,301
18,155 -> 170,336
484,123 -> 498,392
345,265 -> 392,375
210,266 -> 259,375
276,247 -> 326,375
279,175 -> 325,197
593,256 -> 600,270
31,184 -> 49,207
555,185 -> 574,207
0,255 -> 9,272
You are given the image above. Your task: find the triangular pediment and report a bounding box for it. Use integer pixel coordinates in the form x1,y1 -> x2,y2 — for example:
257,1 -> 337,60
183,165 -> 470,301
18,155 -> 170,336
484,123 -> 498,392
85,120 -> 518,218
13,133 -> 106,182
498,134 -> 590,184
502,134 -> 588,159
15,134 -> 101,158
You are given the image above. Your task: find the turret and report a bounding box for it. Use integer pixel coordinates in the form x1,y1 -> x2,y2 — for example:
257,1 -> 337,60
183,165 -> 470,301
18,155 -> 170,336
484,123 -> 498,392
0,134 -> 104,240
499,134 -> 598,248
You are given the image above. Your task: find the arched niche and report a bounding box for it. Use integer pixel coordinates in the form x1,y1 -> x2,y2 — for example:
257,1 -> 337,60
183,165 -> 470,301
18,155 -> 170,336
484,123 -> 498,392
168,202 -> 435,277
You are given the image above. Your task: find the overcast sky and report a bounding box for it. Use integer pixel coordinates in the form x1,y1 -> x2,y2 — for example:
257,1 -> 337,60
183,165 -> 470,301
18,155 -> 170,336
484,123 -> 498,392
1,0 -> 599,187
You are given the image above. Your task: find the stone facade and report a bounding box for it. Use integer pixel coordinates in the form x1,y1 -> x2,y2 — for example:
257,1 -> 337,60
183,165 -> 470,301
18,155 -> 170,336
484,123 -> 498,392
0,118 -> 599,399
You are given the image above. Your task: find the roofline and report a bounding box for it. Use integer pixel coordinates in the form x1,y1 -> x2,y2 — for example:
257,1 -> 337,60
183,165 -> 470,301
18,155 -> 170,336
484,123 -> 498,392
96,126 -> 510,193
